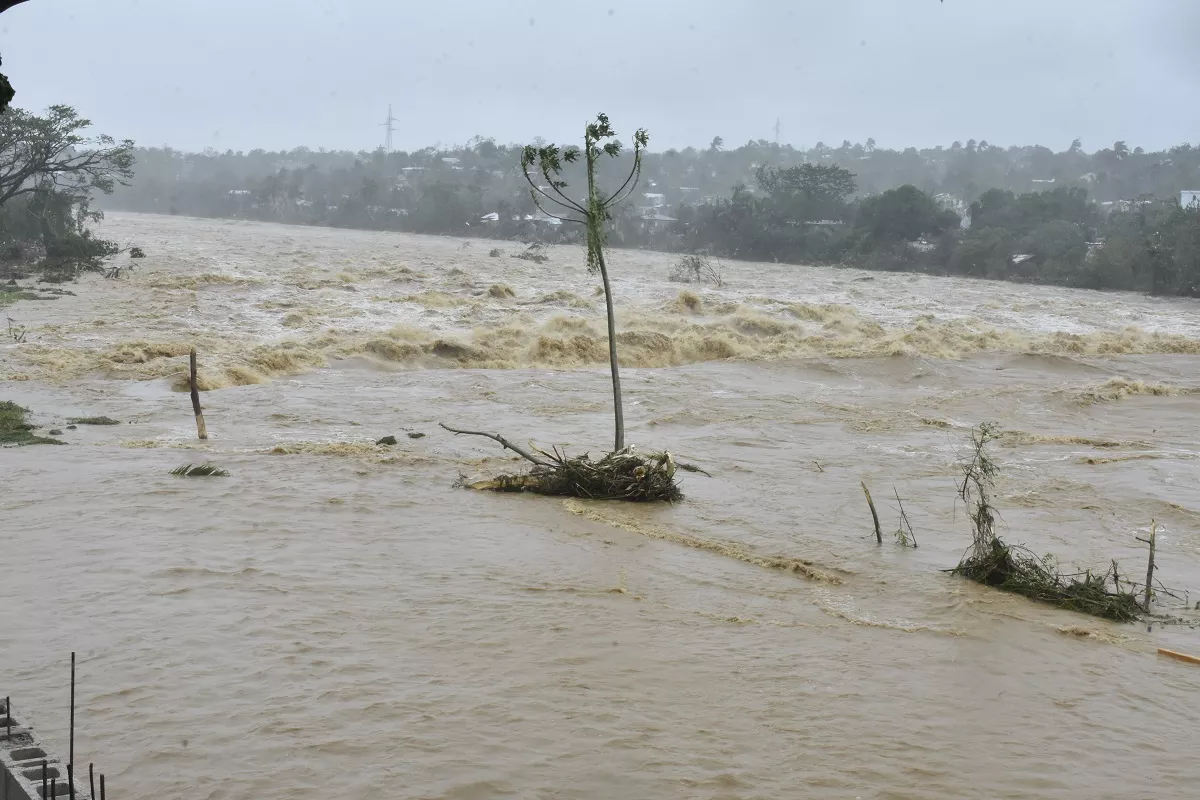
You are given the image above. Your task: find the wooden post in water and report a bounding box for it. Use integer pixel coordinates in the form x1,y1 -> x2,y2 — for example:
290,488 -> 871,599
69,652 -> 75,779
189,347 -> 208,440
1143,520 -> 1157,614
861,481 -> 883,545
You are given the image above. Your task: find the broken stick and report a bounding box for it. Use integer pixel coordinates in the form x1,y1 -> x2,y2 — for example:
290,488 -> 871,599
189,347 -> 208,440
1142,520 -> 1156,613
861,481 -> 882,545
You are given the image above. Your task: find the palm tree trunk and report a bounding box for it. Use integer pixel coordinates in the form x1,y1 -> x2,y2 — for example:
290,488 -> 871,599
585,137 -> 624,452
595,247 -> 624,451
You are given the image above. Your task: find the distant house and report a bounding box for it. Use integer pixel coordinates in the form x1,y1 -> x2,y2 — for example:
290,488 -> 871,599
642,192 -> 666,208
479,212 -> 499,225
1030,178 -> 1056,185
641,213 -> 677,228
1011,254 -> 1036,266
1099,199 -> 1153,214
1182,190 -> 1200,209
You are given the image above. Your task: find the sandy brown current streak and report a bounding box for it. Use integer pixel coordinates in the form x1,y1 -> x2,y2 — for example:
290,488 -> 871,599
2,213 -> 1200,800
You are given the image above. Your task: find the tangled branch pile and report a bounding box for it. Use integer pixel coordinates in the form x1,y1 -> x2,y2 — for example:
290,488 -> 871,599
952,423 -> 1143,621
953,539 -> 1142,622
442,424 -> 689,502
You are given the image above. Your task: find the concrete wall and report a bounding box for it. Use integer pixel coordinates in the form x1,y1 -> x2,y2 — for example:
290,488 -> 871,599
2,697 -> 88,800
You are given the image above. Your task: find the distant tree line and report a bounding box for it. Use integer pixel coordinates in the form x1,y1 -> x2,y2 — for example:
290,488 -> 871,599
99,133 -> 1200,296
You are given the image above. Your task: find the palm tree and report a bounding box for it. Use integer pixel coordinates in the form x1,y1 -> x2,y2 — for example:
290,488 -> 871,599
520,113 -> 649,452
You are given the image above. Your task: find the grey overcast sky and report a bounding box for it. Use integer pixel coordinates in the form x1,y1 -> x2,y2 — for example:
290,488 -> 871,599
3,0 -> 1198,153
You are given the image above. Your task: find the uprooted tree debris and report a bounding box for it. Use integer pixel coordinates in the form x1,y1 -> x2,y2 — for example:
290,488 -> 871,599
440,424 -> 708,502
949,422 -> 1145,622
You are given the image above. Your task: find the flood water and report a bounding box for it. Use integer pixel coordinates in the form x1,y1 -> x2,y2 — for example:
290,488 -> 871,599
3,212 -> 1200,799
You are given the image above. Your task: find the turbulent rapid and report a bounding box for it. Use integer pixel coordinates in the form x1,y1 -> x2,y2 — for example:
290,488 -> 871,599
2,213 -> 1200,799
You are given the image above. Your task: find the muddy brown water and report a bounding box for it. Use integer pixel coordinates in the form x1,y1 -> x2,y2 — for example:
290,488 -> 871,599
2,213 -> 1200,799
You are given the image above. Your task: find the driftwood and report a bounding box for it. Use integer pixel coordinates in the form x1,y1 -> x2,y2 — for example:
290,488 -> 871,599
440,423 -> 692,502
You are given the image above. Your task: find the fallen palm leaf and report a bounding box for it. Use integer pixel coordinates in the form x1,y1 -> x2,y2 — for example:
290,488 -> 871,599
169,463 -> 229,477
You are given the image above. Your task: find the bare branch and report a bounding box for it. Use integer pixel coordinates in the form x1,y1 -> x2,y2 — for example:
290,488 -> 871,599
439,423 -> 557,468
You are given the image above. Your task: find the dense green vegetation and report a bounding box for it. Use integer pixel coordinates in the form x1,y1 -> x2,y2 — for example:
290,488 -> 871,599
0,105 -> 134,280
0,400 -> 62,446
103,135 -> 1200,295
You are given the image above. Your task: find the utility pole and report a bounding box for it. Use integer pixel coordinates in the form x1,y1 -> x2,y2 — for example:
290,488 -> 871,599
380,104 -> 397,152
